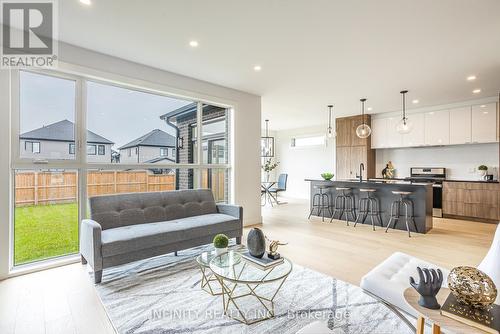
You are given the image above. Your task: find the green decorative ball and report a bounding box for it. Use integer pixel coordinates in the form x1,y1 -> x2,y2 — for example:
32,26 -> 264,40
213,234 -> 229,248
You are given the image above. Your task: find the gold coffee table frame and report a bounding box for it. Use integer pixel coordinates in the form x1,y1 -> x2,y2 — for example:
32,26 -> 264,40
209,252 -> 293,325
196,251 -> 223,296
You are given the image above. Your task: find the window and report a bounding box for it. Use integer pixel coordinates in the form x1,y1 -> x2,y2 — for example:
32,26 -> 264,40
12,70 -> 233,268
25,141 -> 40,154
87,144 -> 96,155
291,135 -> 326,147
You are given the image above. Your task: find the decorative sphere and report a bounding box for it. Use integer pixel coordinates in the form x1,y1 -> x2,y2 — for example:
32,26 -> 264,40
396,118 -> 413,134
448,266 -> 497,308
356,124 -> 372,138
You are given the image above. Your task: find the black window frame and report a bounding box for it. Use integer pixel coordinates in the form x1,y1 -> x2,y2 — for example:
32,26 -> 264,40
87,144 -> 97,155
160,147 -> 168,156
97,144 -> 105,155
69,143 -> 75,155
25,141 -> 41,154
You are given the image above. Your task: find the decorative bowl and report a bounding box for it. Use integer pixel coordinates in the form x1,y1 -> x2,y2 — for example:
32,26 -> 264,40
321,172 -> 334,181
447,266 -> 497,308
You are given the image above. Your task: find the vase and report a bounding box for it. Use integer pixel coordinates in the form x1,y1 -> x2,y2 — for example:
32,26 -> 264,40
215,247 -> 227,256
266,172 -> 270,182
247,228 -> 266,258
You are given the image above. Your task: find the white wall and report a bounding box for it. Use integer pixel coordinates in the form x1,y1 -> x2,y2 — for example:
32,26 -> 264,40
0,42 -> 261,280
275,125 -> 335,199
376,143 -> 499,180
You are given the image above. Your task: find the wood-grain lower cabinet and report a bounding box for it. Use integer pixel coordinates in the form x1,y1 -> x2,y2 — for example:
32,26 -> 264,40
443,182 -> 499,221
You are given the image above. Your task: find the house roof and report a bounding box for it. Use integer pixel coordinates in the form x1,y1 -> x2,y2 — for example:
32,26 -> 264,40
118,129 -> 176,150
159,103 -> 225,123
20,119 -> 114,144
144,156 -> 176,163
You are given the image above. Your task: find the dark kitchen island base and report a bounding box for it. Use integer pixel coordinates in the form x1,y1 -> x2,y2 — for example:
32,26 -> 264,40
306,179 -> 433,234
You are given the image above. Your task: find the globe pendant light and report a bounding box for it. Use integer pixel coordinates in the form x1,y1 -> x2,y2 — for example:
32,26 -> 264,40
396,90 -> 413,134
326,105 -> 336,138
356,98 -> 372,138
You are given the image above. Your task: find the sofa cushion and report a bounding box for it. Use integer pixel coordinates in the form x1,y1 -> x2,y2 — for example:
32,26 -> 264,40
101,213 -> 238,257
90,189 -> 218,230
360,252 -> 449,317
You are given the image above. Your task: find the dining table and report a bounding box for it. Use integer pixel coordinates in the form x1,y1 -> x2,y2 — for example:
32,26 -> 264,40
261,180 -> 278,206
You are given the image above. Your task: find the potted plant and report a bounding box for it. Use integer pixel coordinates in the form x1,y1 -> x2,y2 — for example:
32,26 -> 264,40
262,158 -> 279,182
213,234 -> 229,255
478,165 -> 488,179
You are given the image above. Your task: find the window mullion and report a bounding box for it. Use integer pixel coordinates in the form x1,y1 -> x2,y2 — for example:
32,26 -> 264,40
196,102 -> 203,187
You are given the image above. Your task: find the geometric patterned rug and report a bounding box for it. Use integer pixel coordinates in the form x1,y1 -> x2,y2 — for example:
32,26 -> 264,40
91,244 -> 413,334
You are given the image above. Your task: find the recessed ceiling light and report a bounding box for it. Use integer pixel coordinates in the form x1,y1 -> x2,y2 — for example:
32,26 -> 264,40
473,89 -> 481,94
412,99 -> 419,104
467,75 -> 476,81
480,105 -> 486,108
189,40 -> 199,47
367,107 -> 373,111
79,0 -> 92,5
253,65 -> 262,72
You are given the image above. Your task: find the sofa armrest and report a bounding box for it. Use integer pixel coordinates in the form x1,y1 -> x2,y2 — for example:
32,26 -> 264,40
80,219 -> 103,271
217,204 -> 243,227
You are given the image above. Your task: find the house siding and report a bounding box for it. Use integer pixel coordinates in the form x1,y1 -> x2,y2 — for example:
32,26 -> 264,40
19,139 -> 111,163
118,145 -> 176,164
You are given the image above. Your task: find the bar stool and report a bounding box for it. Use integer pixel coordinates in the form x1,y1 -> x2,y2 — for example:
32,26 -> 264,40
385,190 -> 418,237
308,185 -> 332,222
354,188 -> 383,230
330,187 -> 356,225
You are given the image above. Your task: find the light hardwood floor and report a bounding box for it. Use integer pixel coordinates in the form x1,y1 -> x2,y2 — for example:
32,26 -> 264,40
0,197 -> 496,334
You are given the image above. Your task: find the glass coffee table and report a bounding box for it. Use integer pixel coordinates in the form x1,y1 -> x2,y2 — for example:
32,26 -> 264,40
195,250 -> 224,296
209,250 -> 293,325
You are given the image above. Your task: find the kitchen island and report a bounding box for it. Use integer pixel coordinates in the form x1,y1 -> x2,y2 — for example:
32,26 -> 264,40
305,179 -> 433,233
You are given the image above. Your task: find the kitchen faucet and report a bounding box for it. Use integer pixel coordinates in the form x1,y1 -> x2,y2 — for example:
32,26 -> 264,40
358,163 -> 364,182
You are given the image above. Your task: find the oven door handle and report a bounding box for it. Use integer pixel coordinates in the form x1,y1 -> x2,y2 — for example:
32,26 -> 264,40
432,184 -> 443,188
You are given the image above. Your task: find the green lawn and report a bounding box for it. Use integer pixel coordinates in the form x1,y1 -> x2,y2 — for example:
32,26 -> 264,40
14,202 -> 79,265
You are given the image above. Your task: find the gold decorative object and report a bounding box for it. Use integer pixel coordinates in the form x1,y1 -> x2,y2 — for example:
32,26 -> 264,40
265,236 -> 287,260
447,266 -> 497,308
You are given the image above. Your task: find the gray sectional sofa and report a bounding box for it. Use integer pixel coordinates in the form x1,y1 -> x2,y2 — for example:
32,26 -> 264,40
80,189 -> 243,283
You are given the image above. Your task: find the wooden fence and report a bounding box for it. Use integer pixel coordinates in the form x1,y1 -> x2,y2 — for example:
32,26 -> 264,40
15,171 -> 176,206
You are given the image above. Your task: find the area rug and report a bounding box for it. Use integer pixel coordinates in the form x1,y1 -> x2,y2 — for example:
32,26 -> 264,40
92,245 -> 413,334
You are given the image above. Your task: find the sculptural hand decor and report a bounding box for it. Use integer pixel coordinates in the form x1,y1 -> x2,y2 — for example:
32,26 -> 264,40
409,267 -> 443,309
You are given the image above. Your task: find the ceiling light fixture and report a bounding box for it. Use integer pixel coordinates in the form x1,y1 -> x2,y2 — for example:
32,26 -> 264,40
467,75 -> 476,81
79,0 -> 92,5
480,105 -> 486,108
326,105 -> 336,138
473,89 -> 481,94
367,107 -> 373,111
261,119 -> 274,157
396,90 -> 413,134
412,99 -> 419,104
189,40 -> 199,47
356,98 -> 372,138
253,65 -> 262,72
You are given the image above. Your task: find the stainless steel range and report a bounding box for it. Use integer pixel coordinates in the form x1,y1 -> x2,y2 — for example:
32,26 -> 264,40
405,167 -> 446,218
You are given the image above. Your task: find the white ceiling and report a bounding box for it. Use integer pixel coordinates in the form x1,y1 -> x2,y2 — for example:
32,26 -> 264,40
58,0 -> 500,130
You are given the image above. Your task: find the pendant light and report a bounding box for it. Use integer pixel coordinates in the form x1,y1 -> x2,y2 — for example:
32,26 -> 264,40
326,105 -> 336,138
356,98 -> 372,138
396,90 -> 413,134
261,119 -> 275,157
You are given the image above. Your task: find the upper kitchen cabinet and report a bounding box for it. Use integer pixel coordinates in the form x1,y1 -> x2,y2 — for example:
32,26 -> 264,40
471,103 -> 497,143
425,110 -> 450,145
386,116 -> 403,148
371,118 -> 387,148
350,116 -> 370,147
335,117 -> 351,147
449,106 -> 471,145
402,113 -> 424,147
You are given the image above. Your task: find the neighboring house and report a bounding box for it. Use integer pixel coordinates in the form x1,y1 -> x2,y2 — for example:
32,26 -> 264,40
160,103 -> 228,192
118,129 -> 176,164
19,120 -> 113,163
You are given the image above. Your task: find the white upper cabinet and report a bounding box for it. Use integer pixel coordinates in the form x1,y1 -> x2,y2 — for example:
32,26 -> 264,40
371,118 -> 387,148
425,110 -> 450,145
449,106 -> 471,145
386,117 -> 403,148
402,113 -> 424,147
471,103 -> 497,143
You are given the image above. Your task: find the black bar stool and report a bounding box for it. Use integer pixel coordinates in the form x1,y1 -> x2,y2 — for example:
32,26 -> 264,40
330,187 -> 356,225
354,188 -> 383,230
308,185 -> 332,222
385,190 -> 418,237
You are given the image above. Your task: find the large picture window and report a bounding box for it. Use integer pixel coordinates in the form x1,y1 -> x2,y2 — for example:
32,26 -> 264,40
12,70 -> 232,267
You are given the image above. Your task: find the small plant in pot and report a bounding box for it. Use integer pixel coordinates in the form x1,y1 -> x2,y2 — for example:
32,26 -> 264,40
213,234 -> 229,255
478,165 -> 488,179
